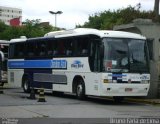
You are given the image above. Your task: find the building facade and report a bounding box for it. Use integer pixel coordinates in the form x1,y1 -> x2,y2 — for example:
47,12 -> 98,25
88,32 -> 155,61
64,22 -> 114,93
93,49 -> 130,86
114,19 -> 160,98
0,6 -> 22,26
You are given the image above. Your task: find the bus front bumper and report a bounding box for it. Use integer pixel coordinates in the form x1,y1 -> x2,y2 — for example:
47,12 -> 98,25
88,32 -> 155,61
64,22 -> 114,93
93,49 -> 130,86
100,83 -> 150,96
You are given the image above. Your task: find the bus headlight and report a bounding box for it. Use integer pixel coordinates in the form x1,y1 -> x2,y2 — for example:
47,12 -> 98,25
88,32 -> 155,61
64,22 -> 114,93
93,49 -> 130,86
103,79 -> 113,83
103,79 -> 109,83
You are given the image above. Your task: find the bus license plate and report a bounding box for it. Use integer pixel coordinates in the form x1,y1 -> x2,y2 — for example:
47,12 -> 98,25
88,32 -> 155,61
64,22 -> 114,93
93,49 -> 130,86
125,88 -> 132,92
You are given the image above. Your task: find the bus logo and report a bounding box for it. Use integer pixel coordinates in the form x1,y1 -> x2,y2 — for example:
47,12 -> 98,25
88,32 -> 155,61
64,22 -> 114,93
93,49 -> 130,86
71,60 -> 84,69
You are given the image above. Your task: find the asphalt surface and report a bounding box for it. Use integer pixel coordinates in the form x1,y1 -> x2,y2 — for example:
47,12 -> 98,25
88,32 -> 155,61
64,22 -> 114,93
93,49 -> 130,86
0,88 -> 160,124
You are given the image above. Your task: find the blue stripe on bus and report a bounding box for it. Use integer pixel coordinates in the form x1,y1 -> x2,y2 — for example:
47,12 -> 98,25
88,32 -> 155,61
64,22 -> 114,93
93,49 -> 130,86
8,60 -> 67,69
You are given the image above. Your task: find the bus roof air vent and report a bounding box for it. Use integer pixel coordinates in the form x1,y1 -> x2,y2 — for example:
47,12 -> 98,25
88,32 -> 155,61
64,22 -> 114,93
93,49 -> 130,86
44,28 -> 99,37
44,30 -> 76,37
20,36 -> 27,39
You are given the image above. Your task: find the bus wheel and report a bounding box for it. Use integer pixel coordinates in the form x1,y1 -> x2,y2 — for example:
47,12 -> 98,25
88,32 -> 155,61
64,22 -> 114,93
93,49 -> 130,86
76,80 -> 85,100
113,96 -> 124,103
22,77 -> 31,93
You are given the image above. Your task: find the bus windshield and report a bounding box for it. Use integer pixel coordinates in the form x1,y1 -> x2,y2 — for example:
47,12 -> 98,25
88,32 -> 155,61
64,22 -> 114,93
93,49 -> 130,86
103,38 -> 149,73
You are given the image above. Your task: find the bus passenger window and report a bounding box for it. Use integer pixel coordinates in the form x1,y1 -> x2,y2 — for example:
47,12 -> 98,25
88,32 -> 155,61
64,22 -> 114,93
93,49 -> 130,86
82,49 -> 88,55
65,40 -> 73,56
46,40 -> 54,56
27,43 -> 35,58
39,43 -> 46,56
57,41 -> 65,56
28,52 -> 34,57
52,41 -> 58,56
18,52 -> 23,57
66,50 -> 72,55
14,43 -> 25,58
53,50 -> 58,55
78,41 -> 88,56
47,50 -> 52,56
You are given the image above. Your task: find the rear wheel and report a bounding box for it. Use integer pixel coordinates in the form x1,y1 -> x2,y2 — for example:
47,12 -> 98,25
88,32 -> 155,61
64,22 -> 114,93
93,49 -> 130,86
76,80 -> 85,100
22,77 -> 31,93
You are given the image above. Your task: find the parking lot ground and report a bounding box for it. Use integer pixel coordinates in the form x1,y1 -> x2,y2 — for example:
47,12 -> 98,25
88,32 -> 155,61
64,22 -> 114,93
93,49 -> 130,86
0,87 -> 160,124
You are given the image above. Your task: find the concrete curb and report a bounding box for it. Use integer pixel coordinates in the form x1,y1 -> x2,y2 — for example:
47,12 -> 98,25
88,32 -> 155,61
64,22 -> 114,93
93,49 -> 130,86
125,98 -> 160,105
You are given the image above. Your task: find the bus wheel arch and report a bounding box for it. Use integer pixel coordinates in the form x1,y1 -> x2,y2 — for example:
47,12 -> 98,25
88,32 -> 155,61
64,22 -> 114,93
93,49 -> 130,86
72,76 -> 86,99
22,74 -> 31,93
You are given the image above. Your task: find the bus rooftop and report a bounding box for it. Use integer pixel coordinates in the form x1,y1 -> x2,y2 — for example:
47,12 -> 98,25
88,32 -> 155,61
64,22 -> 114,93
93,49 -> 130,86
44,28 -> 146,40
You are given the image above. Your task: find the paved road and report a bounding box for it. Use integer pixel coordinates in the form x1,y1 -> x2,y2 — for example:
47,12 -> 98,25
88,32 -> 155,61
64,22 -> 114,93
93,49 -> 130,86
0,88 -> 160,123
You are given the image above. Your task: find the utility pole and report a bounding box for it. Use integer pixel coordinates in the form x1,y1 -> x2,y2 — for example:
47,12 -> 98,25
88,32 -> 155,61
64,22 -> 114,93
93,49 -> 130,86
49,11 -> 63,27
154,0 -> 159,21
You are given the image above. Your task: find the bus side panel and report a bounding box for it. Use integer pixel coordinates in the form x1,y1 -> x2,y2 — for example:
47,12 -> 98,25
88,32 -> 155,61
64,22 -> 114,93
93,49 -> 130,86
8,69 -> 24,88
84,73 -> 101,96
52,71 -> 74,92
24,68 -> 53,89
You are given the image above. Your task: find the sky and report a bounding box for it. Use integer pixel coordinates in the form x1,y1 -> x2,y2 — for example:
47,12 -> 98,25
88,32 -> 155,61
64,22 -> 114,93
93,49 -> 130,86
0,0 -> 156,29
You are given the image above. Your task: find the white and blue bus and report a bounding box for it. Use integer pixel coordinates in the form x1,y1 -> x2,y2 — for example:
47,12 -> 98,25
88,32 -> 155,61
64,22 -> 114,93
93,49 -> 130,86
8,28 -> 150,101
0,40 -> 9,86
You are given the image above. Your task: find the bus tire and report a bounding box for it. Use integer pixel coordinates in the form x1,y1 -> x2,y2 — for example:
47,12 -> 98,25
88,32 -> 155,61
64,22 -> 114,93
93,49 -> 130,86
76,80 -> 85,100
113,96 -> 124,103
22,77 -> 31,93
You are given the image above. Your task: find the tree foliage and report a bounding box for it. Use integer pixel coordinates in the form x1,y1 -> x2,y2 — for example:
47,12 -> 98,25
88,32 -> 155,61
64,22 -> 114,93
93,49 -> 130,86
77,5 -> 158,30
0,19 -> 58,40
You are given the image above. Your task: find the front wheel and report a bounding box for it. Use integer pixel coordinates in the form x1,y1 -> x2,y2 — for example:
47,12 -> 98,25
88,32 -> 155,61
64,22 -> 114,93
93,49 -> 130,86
76,80 -> 85,100
22,77 -> 31,93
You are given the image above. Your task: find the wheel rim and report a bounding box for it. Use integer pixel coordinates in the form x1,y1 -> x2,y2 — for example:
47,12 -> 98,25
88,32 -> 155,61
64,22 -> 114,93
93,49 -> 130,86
77,84 -> 82,97
24,80 -> 28,91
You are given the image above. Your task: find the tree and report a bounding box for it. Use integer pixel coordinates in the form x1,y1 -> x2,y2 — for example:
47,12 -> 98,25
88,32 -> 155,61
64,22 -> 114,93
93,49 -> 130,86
0,19 -> 58,40
77,5 -> 156,30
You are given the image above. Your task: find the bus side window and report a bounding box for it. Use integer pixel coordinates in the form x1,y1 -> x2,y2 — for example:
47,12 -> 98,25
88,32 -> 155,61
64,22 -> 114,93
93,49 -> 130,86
77,37 -> 89,56
14,43 -> 25,58
65,40 -> 73,56
18,51 -> 23,57
82,49 -> 88,55
57,41 -> 65,56
9,44 -> 14,58
52,40 -> 58,56
39,43 -> 46,56
27,43 -> 35,58
35,41 -> 46,57
46,41 -> 52,56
